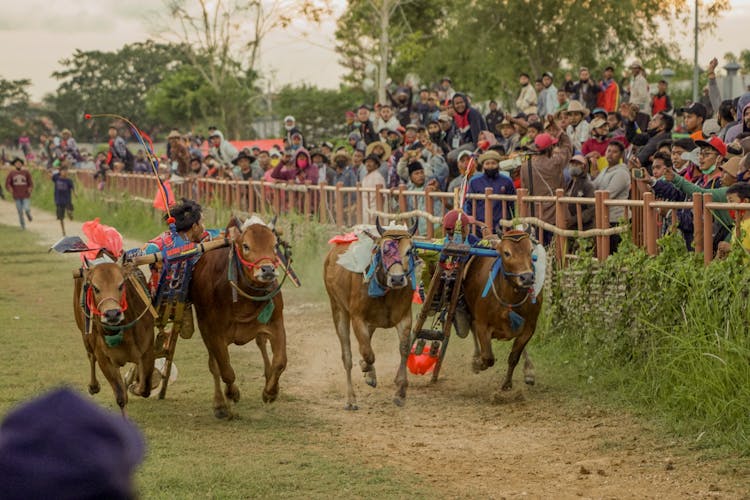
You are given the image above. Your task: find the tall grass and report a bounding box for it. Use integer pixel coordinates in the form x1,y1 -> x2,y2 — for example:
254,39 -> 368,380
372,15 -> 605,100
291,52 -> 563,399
541,230 -> 750,452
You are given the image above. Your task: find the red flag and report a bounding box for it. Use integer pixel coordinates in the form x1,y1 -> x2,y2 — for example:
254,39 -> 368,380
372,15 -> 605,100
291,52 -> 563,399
153,180 -> 174,212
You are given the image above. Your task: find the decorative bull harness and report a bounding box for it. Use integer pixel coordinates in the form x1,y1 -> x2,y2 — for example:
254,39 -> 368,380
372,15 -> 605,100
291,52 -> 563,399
227,242 -> 287,324
408,230 -> 538,379
364,231 -> 419,298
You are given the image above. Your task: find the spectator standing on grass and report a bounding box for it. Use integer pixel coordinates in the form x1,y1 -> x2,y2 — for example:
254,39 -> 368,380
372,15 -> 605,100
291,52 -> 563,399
5,157 -> 33,230
52,164 -> 75,236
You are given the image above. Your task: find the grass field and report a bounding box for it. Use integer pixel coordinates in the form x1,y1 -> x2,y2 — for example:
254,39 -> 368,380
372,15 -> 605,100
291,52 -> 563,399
3,201 -> 750,497
0,225 -> 434,498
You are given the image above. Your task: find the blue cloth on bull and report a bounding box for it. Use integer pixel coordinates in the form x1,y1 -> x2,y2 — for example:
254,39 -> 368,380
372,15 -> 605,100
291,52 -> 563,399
0,388 -> 144,500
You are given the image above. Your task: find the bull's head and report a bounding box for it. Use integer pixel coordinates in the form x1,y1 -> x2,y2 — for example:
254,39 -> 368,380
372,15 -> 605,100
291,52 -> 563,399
496,231 -> 535,290
234,218 -> 280,285
373,216 -> 418,289
84,263 -> 127,325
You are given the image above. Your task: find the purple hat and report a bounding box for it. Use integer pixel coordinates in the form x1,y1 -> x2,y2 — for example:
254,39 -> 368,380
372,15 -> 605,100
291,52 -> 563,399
0,388 -> 145,499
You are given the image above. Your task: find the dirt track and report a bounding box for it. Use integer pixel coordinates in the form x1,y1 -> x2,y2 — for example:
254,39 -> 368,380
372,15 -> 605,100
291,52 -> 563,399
2,198 -> 748,499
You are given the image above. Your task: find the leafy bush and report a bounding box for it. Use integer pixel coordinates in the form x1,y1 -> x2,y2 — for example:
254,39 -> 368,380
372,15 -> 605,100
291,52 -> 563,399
543,230 -> 750,451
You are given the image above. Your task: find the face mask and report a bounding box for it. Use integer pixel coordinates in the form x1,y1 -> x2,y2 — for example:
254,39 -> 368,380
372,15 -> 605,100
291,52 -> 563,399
569,166 -> 584,177
336,160 -> 347,168
388,139 -> 400,149
700,163 -> 716,175
297,158 -> 308,168
291,144 -> 300,151
484,168 -> 499,179
285,124 -> 294,131
429,132 -> 441,142
271,158 -> 280,167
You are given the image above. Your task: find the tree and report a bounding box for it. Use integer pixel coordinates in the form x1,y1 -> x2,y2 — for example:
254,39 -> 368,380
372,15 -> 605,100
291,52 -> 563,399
45,41 -> 189,140
274,85 -> 367,143
335,0 -> 448,101
0,77 -> 32,144
160,0 -> 331,138
336,0 -> 729,104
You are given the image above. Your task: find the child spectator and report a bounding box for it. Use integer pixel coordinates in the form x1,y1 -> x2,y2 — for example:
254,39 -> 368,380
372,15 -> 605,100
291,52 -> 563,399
52,165 -> 75,236
5,157 -> 33,229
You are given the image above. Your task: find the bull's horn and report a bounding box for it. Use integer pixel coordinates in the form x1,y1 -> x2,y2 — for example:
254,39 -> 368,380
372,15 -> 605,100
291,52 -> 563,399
375,216 -> 385,236
269,215 -> 278,231
408,218 -> 418,237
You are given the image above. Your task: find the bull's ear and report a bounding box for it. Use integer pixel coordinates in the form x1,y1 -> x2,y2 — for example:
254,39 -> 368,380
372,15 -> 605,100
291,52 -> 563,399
408,218 -> 418,237
375,216 -> 385,236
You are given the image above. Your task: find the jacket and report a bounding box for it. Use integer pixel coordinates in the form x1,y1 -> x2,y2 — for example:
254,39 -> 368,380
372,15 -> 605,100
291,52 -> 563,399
571,80 -> 601,111
521,133 -> 573,224
592,163 -> 631,222
209,131 -> 238,167
516,84 -> 537,115
625,121 -> 671,170
564,175 -> 596,229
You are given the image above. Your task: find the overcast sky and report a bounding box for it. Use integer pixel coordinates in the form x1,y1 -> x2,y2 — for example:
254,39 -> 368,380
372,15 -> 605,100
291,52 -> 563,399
1,0 -> 749,101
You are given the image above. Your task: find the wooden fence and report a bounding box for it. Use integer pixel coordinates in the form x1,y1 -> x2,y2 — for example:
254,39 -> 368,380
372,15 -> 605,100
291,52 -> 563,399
75,171 -> 748,266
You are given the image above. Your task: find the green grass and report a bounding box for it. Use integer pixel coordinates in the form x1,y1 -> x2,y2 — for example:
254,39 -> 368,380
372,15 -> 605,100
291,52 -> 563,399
0,225 -> 435,499
538,230 -> 750,453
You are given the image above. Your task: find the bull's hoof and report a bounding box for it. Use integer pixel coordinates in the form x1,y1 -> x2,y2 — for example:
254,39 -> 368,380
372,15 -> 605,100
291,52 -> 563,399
392,396 -> 405,407
501,382 -> 513,391
365,375 -> 377,388
214,407 -> 231,420
471,357 -> 485,373
262,390 -> 277,403
226,385 -> 240,403
344,402 -> 359,411
524,376 -> 535,386
88,383 -> 100,395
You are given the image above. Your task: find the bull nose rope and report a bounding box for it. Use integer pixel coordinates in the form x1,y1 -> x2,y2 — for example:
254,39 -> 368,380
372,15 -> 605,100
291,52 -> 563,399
228,245 -> 287,324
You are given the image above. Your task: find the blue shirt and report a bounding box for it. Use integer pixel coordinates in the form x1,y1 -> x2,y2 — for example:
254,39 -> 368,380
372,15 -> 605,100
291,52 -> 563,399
464,173 -> 516,230
52,173 -> 74,206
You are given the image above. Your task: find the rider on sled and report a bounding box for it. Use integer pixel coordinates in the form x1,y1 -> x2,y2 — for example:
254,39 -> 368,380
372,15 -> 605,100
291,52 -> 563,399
142,199 -> 215,342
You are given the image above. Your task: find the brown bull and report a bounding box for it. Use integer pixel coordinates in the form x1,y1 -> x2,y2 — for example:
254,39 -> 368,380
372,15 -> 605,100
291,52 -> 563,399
324,219 -> 418,409
191,217 -> 287,419
462,230 -> 542,391
73,262 -> 155,414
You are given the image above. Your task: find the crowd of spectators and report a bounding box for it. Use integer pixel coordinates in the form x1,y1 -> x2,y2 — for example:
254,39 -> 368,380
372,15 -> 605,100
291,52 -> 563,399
7,58 -> 750,257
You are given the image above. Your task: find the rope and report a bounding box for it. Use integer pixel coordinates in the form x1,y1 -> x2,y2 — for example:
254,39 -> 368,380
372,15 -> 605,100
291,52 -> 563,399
370,209 -> 443,224
496,218 -> 628,237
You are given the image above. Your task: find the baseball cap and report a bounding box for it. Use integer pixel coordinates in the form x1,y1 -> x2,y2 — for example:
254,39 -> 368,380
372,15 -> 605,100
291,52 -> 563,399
534,133 -> 559,151
680,102 -> 707,119
696,136 -> 727,157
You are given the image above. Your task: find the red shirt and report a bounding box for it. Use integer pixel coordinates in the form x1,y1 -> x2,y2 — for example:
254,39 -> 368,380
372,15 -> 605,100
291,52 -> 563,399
5,169 -> 33,199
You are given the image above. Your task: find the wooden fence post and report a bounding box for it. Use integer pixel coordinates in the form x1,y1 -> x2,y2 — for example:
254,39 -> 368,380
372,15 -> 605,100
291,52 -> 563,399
425,187 -> 435,239
335,182 -> 344,228
398,185 -> 407,214
355,182 -> 363,225
703,193 -> 714,265
484,187 -> 494,235
692,192 -> 703,254
600,190 -> 611,258
555,188 -> 565,266
304,181 -> 311,220
319,182 -> 328,224
517,188 -> 528,217
594,191 -> 605,261
643,191 -> 657,256
375,184 -> 384,214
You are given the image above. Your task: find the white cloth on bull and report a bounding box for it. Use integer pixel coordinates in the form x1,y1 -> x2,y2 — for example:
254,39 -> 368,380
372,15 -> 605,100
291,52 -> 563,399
336,223 -> 407,275
241,215 -> 267,230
